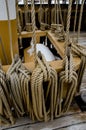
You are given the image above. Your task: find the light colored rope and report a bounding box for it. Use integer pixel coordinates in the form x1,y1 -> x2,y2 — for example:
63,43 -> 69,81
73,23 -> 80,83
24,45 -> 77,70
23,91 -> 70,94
5,0 -> 14,61
73,0 -> 78,35
64,0 -> 73,82
55,0 -> 57,24
31,0 -> 37,65
31,52 -> 58,121
0,65 -> 14,124
77,0 -> 85,42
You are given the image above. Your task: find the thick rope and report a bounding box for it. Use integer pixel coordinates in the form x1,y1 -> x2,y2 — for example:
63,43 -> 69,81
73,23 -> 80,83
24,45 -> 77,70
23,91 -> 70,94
63,0 -> 73,82
73,0 -> 78,36
7,55 -> 31,118
77,0 -> 85,42
54,0 -> 78,117
55,0 -> 57,24
31,52 -> 58,121
0,64 -> 14,125
31,0 -> 37,65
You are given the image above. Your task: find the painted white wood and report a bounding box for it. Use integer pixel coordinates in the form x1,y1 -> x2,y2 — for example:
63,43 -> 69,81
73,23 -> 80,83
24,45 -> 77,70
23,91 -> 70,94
0,0 -> 16,20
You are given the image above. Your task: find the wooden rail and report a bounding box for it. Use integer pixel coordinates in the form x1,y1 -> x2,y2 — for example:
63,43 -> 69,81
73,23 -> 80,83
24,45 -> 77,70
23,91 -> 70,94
3,31 -> 81,72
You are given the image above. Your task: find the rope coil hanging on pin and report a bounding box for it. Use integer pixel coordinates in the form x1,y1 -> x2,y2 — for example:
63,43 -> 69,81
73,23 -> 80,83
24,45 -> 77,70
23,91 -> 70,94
31,0 -> 58,121
55,0 -> 78,117
71,0 -> 86,92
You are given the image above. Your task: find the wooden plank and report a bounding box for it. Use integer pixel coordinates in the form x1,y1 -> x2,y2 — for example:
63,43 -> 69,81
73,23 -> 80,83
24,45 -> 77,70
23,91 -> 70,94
3,57 -> 81,73
47,31 -> 64,58
18,30 -> 47,39
55,123 -> 86,130
2,112 -> 86,130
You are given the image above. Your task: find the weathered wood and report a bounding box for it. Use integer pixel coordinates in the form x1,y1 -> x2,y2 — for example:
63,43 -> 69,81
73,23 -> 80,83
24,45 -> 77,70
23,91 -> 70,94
1,111 -> 86,130
56,123 -> 86,130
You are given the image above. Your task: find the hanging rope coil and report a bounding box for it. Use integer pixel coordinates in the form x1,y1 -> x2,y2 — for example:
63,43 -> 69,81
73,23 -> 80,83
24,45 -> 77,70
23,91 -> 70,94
54,0 -> 78,117
71,0 -> 86,93
0,64 -> 14,125
31,52 -> 58,121
7,55 -> 31,118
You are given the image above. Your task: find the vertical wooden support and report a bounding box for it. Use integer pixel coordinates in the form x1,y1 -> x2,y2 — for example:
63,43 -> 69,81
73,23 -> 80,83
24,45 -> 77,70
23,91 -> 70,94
36,36 -> 40,43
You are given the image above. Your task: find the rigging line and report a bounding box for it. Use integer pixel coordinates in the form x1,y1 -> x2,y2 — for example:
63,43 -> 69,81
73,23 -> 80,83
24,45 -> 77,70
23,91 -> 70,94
77,0 -> 85,43
73,0 -> 78,35
5,0 -> 14,61
55,0 -> 57,24
31,0 -> 37,66
56,0 -> 59,25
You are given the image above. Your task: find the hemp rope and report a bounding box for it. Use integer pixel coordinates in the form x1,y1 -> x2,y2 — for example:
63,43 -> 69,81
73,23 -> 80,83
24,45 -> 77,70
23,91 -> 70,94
7,55 -> 31,118
54,0 -> 78,117
77,0 -> 85,42
71,0 -> 86,92
39,0 -> 50,30
16,1 -> 23,54
73,0 -> 78,37
31,52 -> 58,121
24,0 -> 32,31
31,0 -> 58,121
51,0 -> 65,42
31,0 -> 37,65
0,64 -> 14,125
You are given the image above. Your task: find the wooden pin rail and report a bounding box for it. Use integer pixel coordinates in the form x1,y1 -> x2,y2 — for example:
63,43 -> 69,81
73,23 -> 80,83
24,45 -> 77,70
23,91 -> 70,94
18,30 -> 47,43
18,30 -> 81,72
3,58 -> 80,73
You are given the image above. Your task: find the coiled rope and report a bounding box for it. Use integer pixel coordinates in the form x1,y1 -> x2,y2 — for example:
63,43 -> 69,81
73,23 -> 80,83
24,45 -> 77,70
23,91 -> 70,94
7,55 -> 31,118
55,0 -> 78,117
0,63 -> 14,125
31,0 -> 58,121
71,0 -> 86,92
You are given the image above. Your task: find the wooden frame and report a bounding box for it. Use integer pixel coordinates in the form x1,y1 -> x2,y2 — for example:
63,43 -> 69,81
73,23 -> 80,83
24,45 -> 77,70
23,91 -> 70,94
3,30 -> 81,72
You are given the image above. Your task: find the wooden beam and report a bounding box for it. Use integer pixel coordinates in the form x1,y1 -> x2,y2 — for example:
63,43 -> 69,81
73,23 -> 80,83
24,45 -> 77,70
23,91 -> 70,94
18,30 -> 47,39
47,31 -> 64,58
3,57 -> 81,73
